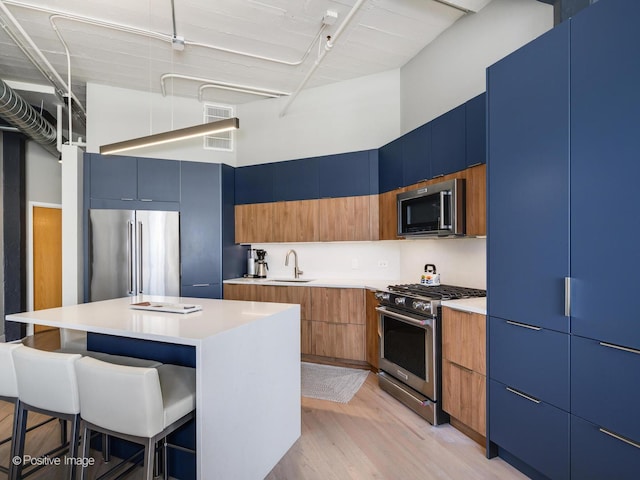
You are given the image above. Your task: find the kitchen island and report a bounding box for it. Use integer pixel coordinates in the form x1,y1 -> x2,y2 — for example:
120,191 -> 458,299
6,295 -> 301,479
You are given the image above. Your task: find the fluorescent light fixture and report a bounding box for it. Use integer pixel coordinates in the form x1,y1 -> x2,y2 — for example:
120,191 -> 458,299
99,117 -> 239,155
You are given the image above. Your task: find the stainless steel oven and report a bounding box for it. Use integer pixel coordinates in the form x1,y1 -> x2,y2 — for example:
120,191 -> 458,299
375,284 -> 486,425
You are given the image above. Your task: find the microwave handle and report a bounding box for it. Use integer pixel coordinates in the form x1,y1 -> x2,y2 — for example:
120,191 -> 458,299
440,191 -> 452,229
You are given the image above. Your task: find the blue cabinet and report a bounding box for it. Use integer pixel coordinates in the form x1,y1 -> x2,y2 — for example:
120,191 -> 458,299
137,157 -> 180,202
273,157 -> 319,201
490,379 -> 570,480
571,414 -> 640,480
234,163 -> 274,205
402,124 -> 431,186
378,136 -> 404,193
571,335 -> 640,442
89,154 -> 137,200
487,21 -> 570,333
465,93 -> 486,167
431,104 -> 466,178
318,150 -> 376,198
570,0 -> 640,350
490,317 -> 569,411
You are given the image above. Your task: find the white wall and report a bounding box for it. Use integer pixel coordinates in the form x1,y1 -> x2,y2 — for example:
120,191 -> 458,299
26,140 -> 61,204
401,0 -> 552,133
236,70 -> 401,166
86,83 -> 236,164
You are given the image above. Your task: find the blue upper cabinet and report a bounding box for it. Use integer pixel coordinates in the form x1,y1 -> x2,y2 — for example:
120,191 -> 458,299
402,123 -> 431,186
487,21 -> 570,332
137,157 -> 180,202
273,157 -> 319,201
234,163 -> 274,204
89,154 -> 137,200
318,150 -> 373,198
465,93 -> 486,167
570,0 -> 640,350
431,104 -> 466,178
379,136 -> 404,193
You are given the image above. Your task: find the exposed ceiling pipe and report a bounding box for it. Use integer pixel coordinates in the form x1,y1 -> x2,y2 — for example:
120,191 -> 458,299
0,78 -> 60,158
160,73 -> 290,99
6,0 -> 328,68
279,0 -> 367,117
0,0 -> 86,119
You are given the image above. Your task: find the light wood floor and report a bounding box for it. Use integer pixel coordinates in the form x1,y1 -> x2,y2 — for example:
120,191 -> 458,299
1,333 -> 526,479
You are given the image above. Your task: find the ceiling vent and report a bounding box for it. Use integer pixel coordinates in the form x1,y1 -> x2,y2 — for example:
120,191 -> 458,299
203,104 -> 234,151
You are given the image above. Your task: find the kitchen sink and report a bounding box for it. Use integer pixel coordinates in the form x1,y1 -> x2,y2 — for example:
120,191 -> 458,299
272,278 -> 315,283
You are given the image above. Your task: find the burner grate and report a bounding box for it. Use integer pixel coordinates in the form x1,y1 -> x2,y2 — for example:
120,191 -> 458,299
388,284 -> 486,300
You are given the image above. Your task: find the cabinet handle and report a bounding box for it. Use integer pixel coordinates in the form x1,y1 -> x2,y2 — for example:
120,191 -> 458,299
599,342 -> 640,356
467,162 -> 483,168
120,198 -> 134,201
506,387 -> 540,404
192,284 -> 210,287
506,320 -> 541,331
599,428 -> 640,449
564,277 -> 571,317
140,198 -> 153,202
449,361 -> 473,373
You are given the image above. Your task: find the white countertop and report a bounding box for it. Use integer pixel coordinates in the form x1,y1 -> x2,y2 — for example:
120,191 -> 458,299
6,294 -> 299,345
224,276 -> 395,291
441,297 -> 487,315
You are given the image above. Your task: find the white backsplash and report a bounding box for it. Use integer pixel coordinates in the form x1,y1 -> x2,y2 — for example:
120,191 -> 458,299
250,237 -> 486,289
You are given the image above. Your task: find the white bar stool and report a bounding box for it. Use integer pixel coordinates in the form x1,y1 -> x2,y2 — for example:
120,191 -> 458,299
0,342 -> 22,474
75,357 -> 196,480
10,346 -> 83,480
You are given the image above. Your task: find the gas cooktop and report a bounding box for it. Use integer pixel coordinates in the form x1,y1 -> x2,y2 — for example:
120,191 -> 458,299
387,284 -> 486,301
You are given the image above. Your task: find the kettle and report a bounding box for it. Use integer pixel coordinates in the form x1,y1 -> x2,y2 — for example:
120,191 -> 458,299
421,264 -> 441,286
255,249 -> 268,278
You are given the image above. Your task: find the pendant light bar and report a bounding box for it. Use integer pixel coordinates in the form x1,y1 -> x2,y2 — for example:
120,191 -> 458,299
99,117 -> 239,155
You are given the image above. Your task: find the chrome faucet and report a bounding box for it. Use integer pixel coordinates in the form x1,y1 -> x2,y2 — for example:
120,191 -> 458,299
285,249 -> 303,279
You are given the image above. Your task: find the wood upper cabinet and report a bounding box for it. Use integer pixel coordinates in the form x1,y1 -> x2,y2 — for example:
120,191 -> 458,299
442,306 -> 486,437
378,188 -> 403,241
272,200 -> 319,242
318,196 -> 372,242
464,164 -> 486,237
235,203 -> 274,243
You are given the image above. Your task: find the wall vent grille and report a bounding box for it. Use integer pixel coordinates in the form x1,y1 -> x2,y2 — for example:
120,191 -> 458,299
203,104 -> 234,151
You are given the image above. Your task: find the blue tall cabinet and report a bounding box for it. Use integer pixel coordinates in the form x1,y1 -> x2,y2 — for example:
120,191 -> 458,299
487,0 -> 640,478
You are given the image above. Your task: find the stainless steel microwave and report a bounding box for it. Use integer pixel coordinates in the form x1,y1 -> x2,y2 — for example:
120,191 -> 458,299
397,178 -> 465,237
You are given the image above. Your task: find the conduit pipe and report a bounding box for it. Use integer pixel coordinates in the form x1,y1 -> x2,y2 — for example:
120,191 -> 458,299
0,0 -> 86,118
0,78 -> 60,158
159,74 -> 290,99
279,0 -> 367,117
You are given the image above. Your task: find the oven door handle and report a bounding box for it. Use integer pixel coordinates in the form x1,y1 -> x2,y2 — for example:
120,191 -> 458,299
376,306 -> 433,328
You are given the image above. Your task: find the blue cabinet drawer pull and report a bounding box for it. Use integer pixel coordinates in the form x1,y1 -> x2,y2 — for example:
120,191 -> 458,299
192,284 -> 210,287
599,342 -> 640,356
506,320 -> 541,331
506,386 -> 541,404
140,198 -> 153,202
120,198 -> 134,201
599,428 -> 640,449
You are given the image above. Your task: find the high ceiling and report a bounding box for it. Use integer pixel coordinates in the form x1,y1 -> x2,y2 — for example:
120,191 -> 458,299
0,0 -> 493,133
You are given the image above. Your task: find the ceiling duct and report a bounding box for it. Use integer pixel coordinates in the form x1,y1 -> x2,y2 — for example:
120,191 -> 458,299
0,77 -> 59,158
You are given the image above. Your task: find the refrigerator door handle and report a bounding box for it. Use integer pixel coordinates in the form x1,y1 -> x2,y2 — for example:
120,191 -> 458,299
127,220 -> 135,295
137,220 -> 143,294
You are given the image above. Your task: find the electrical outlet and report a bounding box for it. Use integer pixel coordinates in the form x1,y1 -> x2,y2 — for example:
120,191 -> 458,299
377,260 -> 388,268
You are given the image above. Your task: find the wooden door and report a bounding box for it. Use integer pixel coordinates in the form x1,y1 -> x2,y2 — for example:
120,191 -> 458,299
33,206 -> 62,332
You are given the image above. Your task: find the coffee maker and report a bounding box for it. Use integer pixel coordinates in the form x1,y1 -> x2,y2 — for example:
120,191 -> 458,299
255,249 -> 268,278
246,249 -> 257,277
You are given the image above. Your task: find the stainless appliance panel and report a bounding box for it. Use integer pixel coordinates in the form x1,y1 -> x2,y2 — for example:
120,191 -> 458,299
89,209 -> 136,302
136,210 -> 180,296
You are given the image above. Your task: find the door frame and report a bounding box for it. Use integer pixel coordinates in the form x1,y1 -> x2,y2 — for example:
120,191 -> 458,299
27,201 -> 62,336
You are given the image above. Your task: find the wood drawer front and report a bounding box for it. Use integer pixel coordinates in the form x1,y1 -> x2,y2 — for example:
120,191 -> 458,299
442,360 -> 485,435
301,320 -> 312,355
311,288 -> 365,325
571,414 -> 640,480
571,335 -> 640,441
442,307 -> 486,375
489,316 -> 569,411
489,379 -> 569,480
311,321 -> 365,361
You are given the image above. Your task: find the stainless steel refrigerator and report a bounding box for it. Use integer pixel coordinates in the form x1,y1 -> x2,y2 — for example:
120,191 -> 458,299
88,209 -> 180,301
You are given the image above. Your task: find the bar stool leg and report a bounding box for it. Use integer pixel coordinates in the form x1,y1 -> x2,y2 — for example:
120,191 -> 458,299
60,418 -> 68,446
79,424 -> 92,480
143,438 -> 155,480
102,433 -> 111,462
9,403 -> 28,480
68,414 -> 81,480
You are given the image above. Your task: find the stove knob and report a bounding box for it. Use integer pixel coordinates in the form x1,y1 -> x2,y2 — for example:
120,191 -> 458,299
421,303 -> 431,312
412,301 -> 424,310
375,292 -> 390,301
395,297 -> 406,306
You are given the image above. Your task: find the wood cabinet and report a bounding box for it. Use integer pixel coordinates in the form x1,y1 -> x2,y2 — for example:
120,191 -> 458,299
365,289 -> 379,370
464,164 -> 486,236
442,307 -> 486,439
272,200 -> 319,243
235,202 -> 274,243
310,287 -> 366,361
318,196 -> 371,242
223,283 -> 312,354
